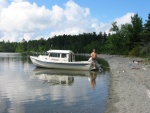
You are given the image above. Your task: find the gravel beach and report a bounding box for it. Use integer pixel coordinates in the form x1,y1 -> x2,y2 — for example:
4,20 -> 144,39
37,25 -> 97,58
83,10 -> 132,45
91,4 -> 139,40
97,55 -> 150,113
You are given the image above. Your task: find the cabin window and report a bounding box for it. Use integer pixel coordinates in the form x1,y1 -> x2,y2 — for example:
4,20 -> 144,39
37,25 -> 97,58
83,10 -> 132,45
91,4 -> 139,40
49,53 -> 60,57
61,54 -> 66,58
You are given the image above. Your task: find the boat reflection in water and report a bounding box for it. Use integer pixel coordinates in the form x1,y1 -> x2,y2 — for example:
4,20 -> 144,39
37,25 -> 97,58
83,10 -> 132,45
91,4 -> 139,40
31,68 -> 91,86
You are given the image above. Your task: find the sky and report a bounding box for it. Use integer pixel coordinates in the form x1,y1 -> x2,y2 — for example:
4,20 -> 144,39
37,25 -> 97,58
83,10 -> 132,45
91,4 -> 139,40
0,0 -> 150,42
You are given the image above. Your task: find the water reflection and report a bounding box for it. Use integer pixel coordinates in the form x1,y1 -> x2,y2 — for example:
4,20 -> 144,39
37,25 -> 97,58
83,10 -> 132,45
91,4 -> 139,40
89,71 -> 97,89
32,68 -> 77,85
31,68 -> 95,86
0,53 -> 110,113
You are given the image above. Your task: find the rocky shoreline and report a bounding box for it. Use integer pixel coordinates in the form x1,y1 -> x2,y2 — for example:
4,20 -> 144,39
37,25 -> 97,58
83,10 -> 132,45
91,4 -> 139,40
97,55 -> 150,113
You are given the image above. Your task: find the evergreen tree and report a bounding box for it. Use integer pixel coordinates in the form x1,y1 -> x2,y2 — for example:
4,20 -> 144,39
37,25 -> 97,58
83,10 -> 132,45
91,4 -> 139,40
141,13 -> 150,44
130,14 -> 143,46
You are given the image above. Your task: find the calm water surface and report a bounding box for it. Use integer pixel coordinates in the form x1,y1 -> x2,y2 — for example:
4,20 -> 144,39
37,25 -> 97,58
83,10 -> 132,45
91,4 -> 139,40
0,53 -> 110,113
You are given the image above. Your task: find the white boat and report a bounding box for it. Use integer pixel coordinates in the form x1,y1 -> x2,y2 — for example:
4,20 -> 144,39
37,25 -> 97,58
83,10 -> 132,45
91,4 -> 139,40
30,49 -> 100,70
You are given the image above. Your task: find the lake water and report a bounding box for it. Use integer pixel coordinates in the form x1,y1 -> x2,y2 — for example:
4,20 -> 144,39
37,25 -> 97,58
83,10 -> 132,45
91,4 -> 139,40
0,53 -> 110,113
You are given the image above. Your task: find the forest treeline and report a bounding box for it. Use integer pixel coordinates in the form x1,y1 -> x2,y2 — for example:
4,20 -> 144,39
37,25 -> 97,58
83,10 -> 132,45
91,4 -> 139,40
0,13 -> 150,57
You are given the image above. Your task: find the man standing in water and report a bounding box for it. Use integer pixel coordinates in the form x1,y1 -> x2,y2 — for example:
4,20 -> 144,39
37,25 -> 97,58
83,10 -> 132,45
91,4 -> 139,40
91,49 -> 97,69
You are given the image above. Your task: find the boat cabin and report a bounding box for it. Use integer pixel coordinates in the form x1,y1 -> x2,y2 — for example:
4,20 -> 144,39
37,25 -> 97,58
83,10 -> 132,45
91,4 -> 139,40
46,50 -> 75,62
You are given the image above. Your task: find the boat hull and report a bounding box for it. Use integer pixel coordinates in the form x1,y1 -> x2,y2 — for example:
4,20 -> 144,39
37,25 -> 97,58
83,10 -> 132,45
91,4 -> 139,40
30,56 -> 91,70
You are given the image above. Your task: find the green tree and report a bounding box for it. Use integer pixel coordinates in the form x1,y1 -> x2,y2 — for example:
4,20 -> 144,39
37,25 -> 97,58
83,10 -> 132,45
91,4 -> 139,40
140,14 -> 150,56
130,14 -> 143,46
140,13 -> 150,44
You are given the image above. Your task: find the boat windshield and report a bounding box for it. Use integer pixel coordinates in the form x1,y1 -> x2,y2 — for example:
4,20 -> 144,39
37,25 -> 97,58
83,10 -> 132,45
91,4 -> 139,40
49,53 -> 60,57
48,51 -> 75,62
61,54 -> 67,58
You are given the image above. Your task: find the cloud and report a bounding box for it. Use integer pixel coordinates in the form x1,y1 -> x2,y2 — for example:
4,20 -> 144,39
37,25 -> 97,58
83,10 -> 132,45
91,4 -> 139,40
0,0 -> 8,10
0,0 -> 134,42
0,1 -> 52,41
114,13 -> 134,26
